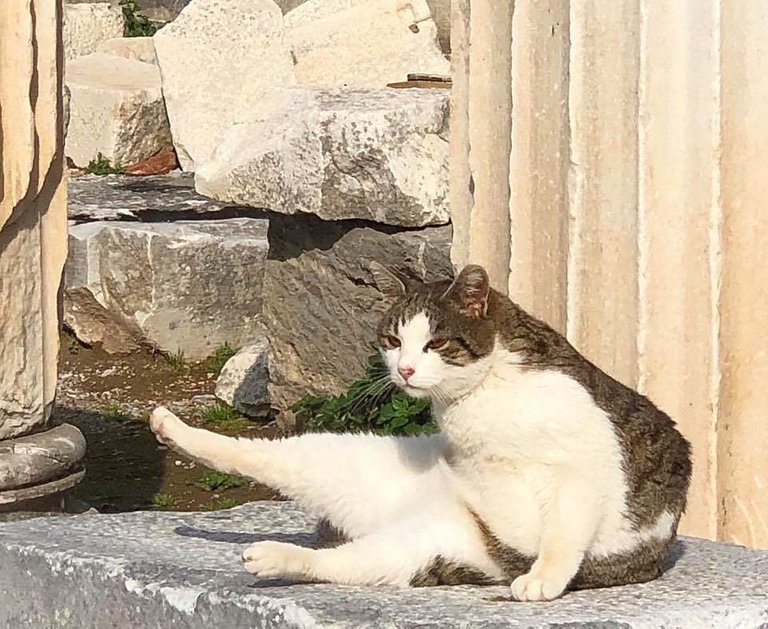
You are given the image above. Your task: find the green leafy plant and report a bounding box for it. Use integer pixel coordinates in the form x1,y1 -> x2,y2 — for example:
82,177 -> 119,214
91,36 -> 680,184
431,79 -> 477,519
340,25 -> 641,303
196,471 -> 244,492
292,353 -> 436,436
201,497 -> 238,511
85,153 -> 121,175
120,0 -> 157,37
206,343 -> 237,377
151,492 -> 176,508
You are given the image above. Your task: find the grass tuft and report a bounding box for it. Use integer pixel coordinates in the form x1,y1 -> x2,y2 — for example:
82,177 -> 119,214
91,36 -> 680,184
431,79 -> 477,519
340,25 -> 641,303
206,343 -> 238,377
151,492 -> 176,508
195,471 -> 244,492
85,153 -> 121,175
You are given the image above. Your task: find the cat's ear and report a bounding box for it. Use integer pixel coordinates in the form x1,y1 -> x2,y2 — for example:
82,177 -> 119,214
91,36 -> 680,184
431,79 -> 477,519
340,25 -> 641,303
445,265 -> 490,318
369,261 -> 408,300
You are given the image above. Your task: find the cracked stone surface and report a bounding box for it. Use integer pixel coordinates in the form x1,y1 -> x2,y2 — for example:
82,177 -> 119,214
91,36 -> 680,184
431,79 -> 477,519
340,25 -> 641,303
1,501 -> 767,628
195,88 -> 450,227
67,173 -> 261,223
65,218 -> 269,359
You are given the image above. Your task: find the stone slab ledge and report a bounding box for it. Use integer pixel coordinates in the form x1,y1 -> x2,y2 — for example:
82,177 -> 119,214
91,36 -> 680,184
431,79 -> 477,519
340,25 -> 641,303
0,501 -> 766,628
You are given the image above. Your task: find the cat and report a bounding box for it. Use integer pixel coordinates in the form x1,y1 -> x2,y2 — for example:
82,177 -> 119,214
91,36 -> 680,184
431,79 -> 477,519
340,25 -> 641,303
149,263 -> 692,601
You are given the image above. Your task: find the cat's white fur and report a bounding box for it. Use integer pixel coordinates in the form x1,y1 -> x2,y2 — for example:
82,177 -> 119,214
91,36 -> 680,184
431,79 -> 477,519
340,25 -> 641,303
150,310 -> 673,601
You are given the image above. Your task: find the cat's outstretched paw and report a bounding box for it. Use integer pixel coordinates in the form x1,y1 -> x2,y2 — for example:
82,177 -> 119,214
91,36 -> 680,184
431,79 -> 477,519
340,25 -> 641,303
149,406 -> 186,448
242,541 -> 312,580
510,570 -> 567,602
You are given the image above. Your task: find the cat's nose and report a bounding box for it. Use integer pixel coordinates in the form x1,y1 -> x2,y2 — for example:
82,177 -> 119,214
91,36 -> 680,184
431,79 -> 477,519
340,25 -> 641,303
398,365 -> 415,381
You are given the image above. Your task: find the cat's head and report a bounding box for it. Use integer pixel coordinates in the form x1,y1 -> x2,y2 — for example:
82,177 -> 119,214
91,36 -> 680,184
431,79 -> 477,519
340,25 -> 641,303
372,263 -> 497,402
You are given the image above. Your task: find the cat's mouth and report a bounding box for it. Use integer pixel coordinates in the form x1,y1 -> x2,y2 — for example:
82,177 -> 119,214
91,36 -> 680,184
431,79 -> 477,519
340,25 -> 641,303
400,383 -> 431,399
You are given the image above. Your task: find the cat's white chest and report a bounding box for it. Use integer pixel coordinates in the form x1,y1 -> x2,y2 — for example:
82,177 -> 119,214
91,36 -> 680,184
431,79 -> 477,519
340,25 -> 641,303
437,350 -> 630,556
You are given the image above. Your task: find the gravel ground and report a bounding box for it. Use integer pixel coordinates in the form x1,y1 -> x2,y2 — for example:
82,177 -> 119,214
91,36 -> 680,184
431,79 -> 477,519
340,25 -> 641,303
56,331 -> 283,513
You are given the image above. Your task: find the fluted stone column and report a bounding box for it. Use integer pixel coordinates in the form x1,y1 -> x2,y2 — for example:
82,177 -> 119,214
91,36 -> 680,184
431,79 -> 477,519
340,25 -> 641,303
0,0 -> 86,509
450,0 -> 768,548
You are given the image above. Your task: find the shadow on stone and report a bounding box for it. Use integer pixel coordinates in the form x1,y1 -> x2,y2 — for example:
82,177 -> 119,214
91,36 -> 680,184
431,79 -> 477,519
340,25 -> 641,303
173,524 -> 316,547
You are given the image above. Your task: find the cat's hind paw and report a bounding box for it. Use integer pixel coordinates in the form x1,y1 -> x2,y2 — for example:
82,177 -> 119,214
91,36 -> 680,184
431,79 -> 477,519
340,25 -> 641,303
243,541 -> 312,580
149,406 -> 186,448
510,571 -> 568,602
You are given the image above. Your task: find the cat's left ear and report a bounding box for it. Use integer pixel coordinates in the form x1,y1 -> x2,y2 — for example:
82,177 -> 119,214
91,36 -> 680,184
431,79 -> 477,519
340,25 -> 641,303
369,261 -> 408,300
445,265 -> 490,318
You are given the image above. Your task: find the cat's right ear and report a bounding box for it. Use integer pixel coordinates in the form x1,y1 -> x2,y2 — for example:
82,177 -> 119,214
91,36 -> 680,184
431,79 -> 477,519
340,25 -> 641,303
369,261 -> 407,300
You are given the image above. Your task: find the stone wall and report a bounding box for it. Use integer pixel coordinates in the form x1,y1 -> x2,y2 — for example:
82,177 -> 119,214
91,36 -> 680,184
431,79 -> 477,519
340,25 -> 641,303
0,0 -> 86,505
450,0 -> 768,549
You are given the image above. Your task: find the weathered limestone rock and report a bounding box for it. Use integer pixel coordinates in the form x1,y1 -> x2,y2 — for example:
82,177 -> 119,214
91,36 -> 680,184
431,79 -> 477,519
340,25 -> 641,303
63,287 -> 144,354
1,0 -> 86,504
215,341 -> 271,417
262,213 -> 452,427
65,53 -> 173,168
1,502 -> 768,627
96,36 -> 157,64
196,88 -> 450,227
285,0 -> 448,88
67,172 -> 261,222
63,2 -> 124,62
153,0 -> 296,170
65,219 -> 269,360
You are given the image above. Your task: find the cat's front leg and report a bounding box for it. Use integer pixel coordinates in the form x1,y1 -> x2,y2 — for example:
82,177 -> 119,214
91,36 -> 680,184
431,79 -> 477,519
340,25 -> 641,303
510,475 -> 598,602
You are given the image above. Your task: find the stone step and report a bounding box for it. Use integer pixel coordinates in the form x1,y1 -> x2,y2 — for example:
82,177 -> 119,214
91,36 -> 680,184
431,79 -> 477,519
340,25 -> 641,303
0,501 -> 766,628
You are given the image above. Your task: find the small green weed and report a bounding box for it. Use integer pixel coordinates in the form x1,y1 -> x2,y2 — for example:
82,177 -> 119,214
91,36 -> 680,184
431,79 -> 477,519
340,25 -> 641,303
120,0 -> 157,37
66,335 -> 82,354
201,402 -> 248,428
196,471 -> 244,492
85,153 -> 121,175
164,349 -> 186,371
151,493 -> 176,508
206,343 -> 238,377
292,353 -> 436,436
201,497 -> 238,511
103,402 -> 130,422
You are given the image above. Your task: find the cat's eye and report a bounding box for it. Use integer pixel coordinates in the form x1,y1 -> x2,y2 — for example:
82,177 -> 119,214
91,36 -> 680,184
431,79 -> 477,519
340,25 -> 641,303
425,338 -> 449,351
380,335 -> 401,349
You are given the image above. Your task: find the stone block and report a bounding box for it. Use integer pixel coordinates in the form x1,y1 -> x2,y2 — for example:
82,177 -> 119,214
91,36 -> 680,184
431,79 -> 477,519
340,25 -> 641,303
64,2 -> 125,62
0,424 -> 86,500
153,0 -> 296,170
215,340 -> 271,418
1,502 -> 767,627
196,88 -> 450,227
96,36 -> 157,64
285,0 -> 448,88
65,219 -> 269,360
65,53 -> 173,168
66,172 -> 255,222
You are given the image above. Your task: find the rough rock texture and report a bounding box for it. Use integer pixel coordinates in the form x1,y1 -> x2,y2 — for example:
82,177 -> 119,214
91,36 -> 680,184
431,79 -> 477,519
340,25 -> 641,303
63,2 -> 124,62
262,214 -> 452,427
215,341 -> 271,417
0,425 -> 86,498
63,287 -> 145,354
96,36 -> 157,64
65,219 -> 269,360
153,0 -> 297,171
285,0 -> 449,88
196,88 -> 450,227
1,502 -> 768,627
66,172 -> 263,222
66,172 -> 264,222
65,53 -> 173,168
